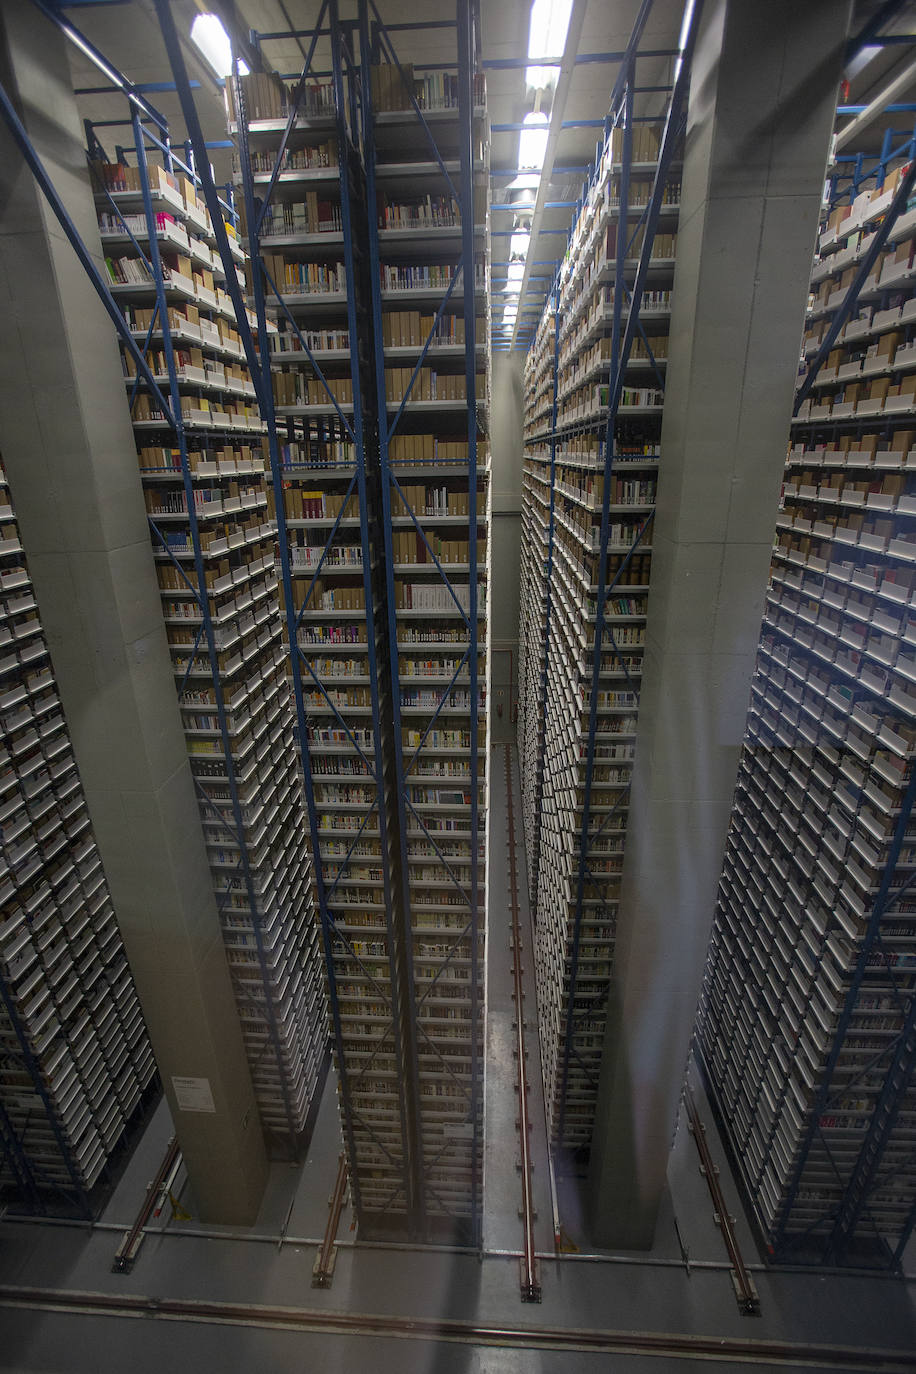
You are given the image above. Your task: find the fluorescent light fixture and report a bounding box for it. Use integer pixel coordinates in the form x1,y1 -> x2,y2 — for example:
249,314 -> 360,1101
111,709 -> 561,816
510,230 -> 530,259
191,13 -> 249,79
526,0 -> 573,90
518,111 -> 548,172
505,261 -> 525,292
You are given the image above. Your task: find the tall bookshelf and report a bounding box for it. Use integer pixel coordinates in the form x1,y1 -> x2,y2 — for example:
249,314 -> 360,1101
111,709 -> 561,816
0,448 -> 156,1212
698,128 -> 916,1268
364,12 -> 489,1242
89,125 -> 326,1151
519,111 -> 680,1163
232,0 -> 488,1241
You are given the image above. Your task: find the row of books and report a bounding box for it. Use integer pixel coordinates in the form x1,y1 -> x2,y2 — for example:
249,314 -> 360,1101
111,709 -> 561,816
378,195 -> 460,230
246,139 -> 337,174
380,262 -> 487,292
235,73 -> 335,123
381,311 -> 480,348
260,197 -> 342,239
259,258 -> 347,294
369,63 -> 486,114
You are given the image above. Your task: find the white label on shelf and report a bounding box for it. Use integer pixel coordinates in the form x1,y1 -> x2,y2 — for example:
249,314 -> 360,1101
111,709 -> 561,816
171,1075 -> 216,1113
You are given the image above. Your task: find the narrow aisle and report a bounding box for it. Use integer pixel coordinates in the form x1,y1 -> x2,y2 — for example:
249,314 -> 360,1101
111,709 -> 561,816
483,743 -> 554,1255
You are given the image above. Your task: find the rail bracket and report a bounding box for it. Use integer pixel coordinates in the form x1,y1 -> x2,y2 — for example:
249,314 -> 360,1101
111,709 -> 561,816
520,1256 -> 542,1303
730,1269 -> 761,1316
312,1246 -> 338,1288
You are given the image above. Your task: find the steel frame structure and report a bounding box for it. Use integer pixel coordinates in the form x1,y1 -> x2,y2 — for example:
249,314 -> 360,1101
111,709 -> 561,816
358,0 -> 485,1246
221,0 -> 417,1227
765,124 -> 916,1266
519,293 -> 560,909
1,0 -> 323,1163
543,0 -> 699,1155
181,0 -> 487,1241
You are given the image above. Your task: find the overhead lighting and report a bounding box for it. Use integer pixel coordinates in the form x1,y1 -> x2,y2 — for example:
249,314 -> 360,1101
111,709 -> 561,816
505,261 -> 525,292
526,0 -> 573,91
510,230 -> 530,259
518,111 -> 548,172
191,13 -> 250,79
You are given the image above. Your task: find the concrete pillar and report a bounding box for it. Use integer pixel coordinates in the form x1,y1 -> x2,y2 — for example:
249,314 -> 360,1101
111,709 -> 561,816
490,352 -> 525,741
587,0 -> 851,1246
0,3 -> 268,1222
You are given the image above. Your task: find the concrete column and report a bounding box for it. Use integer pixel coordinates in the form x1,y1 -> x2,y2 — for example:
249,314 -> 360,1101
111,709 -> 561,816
587,0 -> 851,1246
490,352 -> 525,741
0,4 -> 268,1222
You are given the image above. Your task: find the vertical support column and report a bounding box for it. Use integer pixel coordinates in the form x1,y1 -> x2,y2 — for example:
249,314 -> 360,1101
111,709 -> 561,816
457,0 -> 482,1249
0,1 -> 268,1223
489,352 -> 524,747
586,0 -> 850,1247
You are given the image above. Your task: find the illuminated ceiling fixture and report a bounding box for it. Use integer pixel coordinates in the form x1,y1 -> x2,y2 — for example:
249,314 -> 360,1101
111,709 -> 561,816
191,13 -> 250,79
518,111 -> 549,172
526,0 -> 573,91
510,230 -> 531,259
505,261 -> 525,292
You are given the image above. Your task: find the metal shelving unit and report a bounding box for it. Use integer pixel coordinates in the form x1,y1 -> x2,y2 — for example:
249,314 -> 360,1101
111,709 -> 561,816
362,0 -> 489,1245
5,0 -> 335,1159
698,110 -> 916,1270
221,0 -> 489,1244
517,7 -> 692,1170
0,447 -> 156,1213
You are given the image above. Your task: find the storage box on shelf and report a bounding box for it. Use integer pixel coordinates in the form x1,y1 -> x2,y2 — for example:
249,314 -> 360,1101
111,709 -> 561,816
371,55 -> 490,1238
0,452 -> 156,1208
91,149 -> 326,1148
518,117 -> 678,1164
232,60 -> 418,1224
231,31 -> 490,1241
698,147 -> 916,1265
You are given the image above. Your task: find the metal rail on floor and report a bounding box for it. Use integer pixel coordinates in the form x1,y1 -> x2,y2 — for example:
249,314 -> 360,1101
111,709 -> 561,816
2,1285 -> 915,1369
503,747 -> 540,1302
111,1136 -> 181,1275
312,1154 -> 349,1289
683,1086 -> 760,1316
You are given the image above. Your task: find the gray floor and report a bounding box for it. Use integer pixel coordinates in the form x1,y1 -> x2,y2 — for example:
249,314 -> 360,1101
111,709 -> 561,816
1,746 -> 915,1373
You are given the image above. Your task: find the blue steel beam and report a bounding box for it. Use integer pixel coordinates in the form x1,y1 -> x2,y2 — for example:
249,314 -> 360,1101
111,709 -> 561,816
456,0 -> 483,1252
128,106 -> 301,1153
558,0 -> 699,1153
160,0 -> 415,1208
0,972 -> 91,1215
357,0 -> 428,1239
556,71 -> 634,1153
526,294 -> 560,909
0,84 -> 174,420
326,0 -> 420,1223
482,49 -> 677,69
794,158 -> 916,412
827,989 -> 916,1263
771,759 -> 916,1260
225,46 -> 371,1201
32,0 -> 168,133
0,1090 -> 43,1212
846,0 -> 910,58
252,0 -> 330,236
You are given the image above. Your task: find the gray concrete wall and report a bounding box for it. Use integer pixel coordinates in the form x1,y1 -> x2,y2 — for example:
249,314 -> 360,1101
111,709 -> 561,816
489,351 -> 524,743
587,0 -> 851,1247
0,3 -> 268,1222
